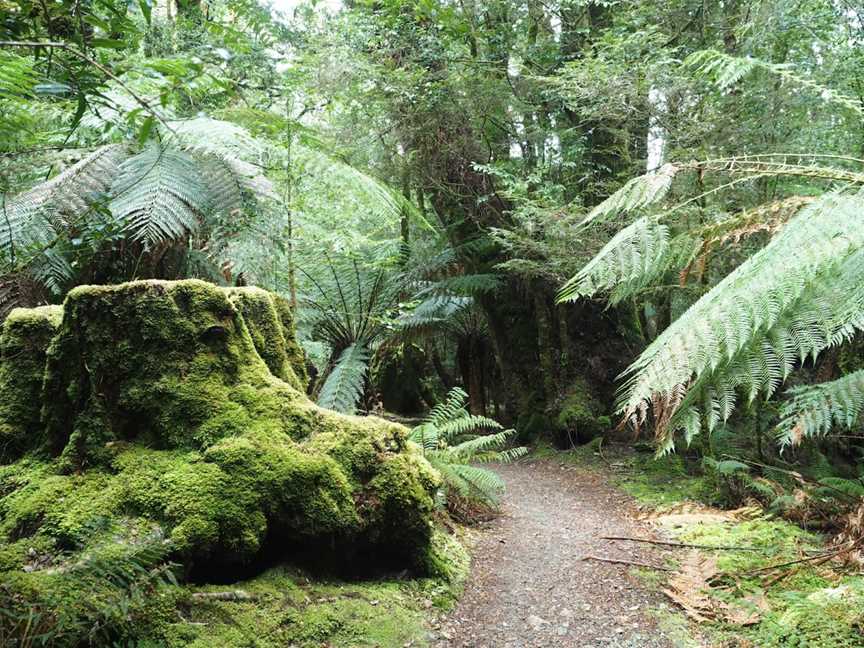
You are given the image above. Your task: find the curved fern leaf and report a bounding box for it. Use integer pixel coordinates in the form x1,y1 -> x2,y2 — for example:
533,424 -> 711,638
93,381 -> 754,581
617,193 -> 864,445
777,370 -> 864,447
2,145 -> 129,260
110,144 -> 207,247
558,216 -> 670,303
316,343 -> 370,414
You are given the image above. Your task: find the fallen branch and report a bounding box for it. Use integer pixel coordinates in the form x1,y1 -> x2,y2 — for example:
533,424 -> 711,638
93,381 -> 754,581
191,590 -> 257,602
601,535 -> 762,552
581,554 -> 672,571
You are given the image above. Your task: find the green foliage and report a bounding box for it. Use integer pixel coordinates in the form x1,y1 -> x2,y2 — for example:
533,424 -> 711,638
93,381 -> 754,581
777,370 -> 864,447
110,143 -> 209,247
555,378 -> 611,444
0,280 -> 440,635
317,343 -> 371,414
409,387 -> 525,508
686,49 -> 864,118
558,216 -> 671,304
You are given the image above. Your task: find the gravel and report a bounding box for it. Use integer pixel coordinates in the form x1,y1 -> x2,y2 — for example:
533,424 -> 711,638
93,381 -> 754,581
431,459 -> 678,648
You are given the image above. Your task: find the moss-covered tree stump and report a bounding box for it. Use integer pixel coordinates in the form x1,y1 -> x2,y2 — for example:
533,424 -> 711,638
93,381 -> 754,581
0,280 -> 438,589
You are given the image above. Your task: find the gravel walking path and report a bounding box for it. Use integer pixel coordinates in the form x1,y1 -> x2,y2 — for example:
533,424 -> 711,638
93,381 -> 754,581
432,460 -> 679,648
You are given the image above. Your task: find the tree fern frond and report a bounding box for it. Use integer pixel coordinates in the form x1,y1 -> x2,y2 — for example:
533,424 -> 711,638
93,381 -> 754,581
439,462 -> 506,503
686,49 -> 864,117
682,196 -> 815,284
398,295 -> 473,331
413,388 -> 525,507
777,371 -> 864,447
579,163 -> 678,226
316,343 -> 370,414
2,146 -> 129,261
657,244 -> 864,450
616,192 -> 864,443
110,144 -> 206,247
558,216 -> 669,303
168,117 -> 268,162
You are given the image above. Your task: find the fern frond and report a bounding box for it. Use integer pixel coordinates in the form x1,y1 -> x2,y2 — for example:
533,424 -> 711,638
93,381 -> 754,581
316,343 -> 370,414
398,295 -> 473,331
448,429 -> 511,459
437,414 -> 503,442
579,163 -> 678,226
110,144 -> 206,247
616,192 -> 864,445
686,49 -> 864,117
408,422 -> 440,452
558,216 -> 670,303
424,387 -> 470,427
777,371 -> 864,447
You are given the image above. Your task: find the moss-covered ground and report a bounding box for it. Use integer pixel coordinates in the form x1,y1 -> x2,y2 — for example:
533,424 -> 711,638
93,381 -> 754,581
162,529 -> 469,648
534,440 -> 864,647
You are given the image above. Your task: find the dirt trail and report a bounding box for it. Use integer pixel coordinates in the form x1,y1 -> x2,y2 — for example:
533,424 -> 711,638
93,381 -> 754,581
432,460 -> 679,648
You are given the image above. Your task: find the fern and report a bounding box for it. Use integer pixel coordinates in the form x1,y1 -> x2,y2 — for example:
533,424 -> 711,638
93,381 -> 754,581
686,49 -> 864,117
110,143 -> 209,247
316,343 -> 370,414
409,387 -> 526,507
397,295 -> 473,331
579,163 -> 678,226
2,145 -> 129,262
777,370 -> 864,447
610,192 -> 864,449
558,216 -> 670,303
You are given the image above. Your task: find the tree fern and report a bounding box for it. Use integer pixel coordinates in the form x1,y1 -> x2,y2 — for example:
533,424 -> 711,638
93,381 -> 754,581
578,163 -> 678,226
558,216 -> 670,303
686,49 -> 864,117
2,145 -> 129,262
611,192 -> 864,449
110,143 -> 209,247
660,247 -> 864,449
777,370 -> 864,447
316,343 -> 370,414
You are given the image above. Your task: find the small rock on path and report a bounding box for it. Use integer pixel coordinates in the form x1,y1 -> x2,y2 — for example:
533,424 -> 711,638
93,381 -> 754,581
432,459 -> 677,648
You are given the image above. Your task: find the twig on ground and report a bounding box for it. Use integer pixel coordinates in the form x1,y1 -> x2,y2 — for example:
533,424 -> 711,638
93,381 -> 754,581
601,535 -> 762,552
581,554 -> 672,571
191,590 -> 258,602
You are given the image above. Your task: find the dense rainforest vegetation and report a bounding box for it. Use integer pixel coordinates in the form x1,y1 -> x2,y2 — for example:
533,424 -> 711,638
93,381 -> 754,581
1,0 -> 864,645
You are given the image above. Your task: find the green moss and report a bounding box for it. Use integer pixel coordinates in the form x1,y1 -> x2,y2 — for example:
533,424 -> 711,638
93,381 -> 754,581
554,377 -> 610,444
0,279 -> 442,644
0,306 -> 62,462
226,287 -> 305,392
164,566 -> 432,648
159,528 -> 468,648
272,292 -> 308,390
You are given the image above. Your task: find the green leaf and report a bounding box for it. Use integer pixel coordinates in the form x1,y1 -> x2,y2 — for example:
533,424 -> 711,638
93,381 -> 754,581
137,116 -> 155,145
138,0 -> 153,25
90,38 -> 128,50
